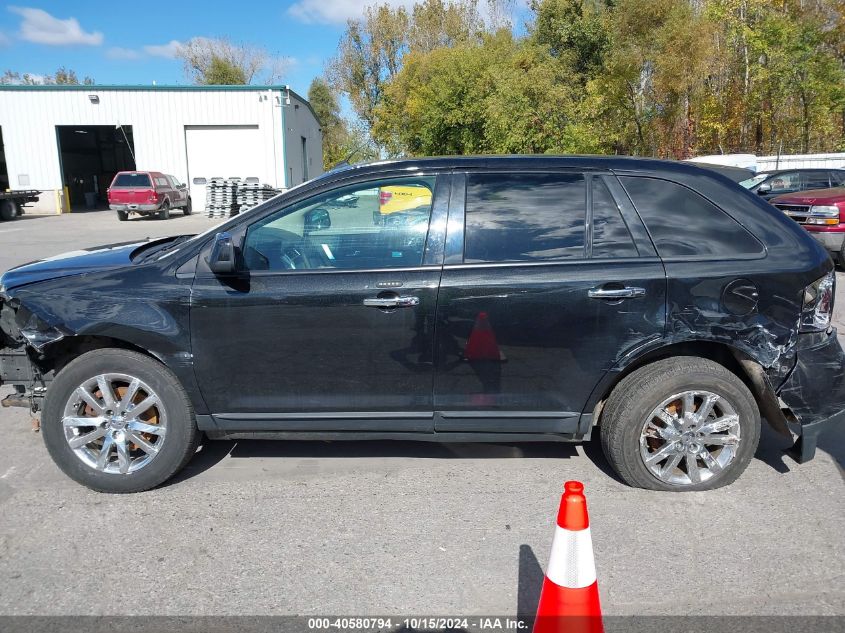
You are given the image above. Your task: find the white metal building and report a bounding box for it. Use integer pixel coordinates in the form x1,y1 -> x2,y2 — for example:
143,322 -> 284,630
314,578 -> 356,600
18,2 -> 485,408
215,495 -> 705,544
0,84 -> 323,213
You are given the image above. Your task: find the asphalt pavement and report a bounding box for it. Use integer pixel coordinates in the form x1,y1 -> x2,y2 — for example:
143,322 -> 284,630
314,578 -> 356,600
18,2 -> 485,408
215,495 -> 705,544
0,209 -> 842,618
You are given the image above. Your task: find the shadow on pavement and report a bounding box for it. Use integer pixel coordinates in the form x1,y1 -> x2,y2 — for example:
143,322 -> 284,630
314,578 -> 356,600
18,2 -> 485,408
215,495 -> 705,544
167,437 -> 581,486
166,418 -> 839,487
517,544 -> 544,619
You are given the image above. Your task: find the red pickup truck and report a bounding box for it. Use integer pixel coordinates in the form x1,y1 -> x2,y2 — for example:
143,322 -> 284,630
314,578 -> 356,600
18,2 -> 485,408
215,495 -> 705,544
107,171 -> 192,221
772,187 -> 845,265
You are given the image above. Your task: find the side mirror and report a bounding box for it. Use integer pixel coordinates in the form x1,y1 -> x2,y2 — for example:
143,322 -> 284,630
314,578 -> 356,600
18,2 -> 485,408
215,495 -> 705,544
756,183 -> 771,195
208,232 -> 236,274
304,208 -> 331,233
178,183 -> 187,190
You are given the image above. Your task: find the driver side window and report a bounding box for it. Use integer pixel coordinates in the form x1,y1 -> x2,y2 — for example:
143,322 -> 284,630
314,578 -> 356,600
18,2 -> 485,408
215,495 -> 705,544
243,177 -> 436,272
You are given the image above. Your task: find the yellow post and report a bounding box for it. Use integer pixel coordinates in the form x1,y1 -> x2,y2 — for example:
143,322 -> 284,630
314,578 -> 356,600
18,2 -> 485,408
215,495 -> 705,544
62,186 -> 71,213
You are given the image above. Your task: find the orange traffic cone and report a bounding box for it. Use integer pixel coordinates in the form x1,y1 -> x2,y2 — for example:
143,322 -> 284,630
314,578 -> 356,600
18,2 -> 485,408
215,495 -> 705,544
533,481 -> 603,633
464,312 -> 506,361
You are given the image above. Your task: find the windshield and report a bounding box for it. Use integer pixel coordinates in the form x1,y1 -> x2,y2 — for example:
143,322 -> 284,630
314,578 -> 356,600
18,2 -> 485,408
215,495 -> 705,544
739,173 -> 770,189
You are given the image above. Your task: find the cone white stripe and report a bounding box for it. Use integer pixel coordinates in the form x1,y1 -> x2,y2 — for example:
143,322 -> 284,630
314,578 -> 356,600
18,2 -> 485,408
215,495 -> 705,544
546,526 -> 596,589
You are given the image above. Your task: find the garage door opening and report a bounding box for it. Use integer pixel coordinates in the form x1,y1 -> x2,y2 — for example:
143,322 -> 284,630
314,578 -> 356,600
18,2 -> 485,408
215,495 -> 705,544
57,125 -> 135,211
184,125 -> 263,214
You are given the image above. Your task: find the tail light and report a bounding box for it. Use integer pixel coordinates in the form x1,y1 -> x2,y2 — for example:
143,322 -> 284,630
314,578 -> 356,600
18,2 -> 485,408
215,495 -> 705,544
800,270 -> 835,332
148,190 -> 158,203
379,190 -> 393,206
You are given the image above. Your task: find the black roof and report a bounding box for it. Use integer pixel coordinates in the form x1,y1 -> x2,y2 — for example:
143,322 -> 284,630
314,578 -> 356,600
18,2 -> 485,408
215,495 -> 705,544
320,154 -> 732,179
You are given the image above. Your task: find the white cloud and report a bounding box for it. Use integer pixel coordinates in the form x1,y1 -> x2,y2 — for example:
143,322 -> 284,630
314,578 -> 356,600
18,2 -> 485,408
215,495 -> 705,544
143,39 -> 184,58
0,31 -> 10,46
8,6 -> 103,46
287,0 -> 416,24
106,46 -> 141,60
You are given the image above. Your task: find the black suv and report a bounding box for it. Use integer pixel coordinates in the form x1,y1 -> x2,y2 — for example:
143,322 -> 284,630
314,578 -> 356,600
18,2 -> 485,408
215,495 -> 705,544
1,156 -> 842,493
740,168 -> 845,199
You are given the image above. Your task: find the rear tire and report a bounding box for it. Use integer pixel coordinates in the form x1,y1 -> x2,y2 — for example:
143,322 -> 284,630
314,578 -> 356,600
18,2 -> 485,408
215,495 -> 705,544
0,200 -> 17,221
116,210 -> 128,221
158,200 -> 170,220
600,356 -> 760,491
183,198 -> 192,215
41,349 -> 200,493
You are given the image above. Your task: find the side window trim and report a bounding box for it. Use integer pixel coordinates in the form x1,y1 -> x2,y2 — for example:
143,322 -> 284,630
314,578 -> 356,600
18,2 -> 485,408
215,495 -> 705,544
584,174 -> 594,257
602,175 -> 657,258
421,174 -> 451,267
443,172 -> 466,266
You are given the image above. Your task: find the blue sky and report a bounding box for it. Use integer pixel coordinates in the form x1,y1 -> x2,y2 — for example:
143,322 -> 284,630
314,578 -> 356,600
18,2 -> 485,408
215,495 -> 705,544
0,1 -> 396,93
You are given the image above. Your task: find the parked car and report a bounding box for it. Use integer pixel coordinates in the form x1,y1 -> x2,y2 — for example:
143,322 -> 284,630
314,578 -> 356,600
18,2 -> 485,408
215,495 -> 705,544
740,168 -> 845,199
1,156 -> 842,493
771,187 -> 845,265
107,171 -> 192,220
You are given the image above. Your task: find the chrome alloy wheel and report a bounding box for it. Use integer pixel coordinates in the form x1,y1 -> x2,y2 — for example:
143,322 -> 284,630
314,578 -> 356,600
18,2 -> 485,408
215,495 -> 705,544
639,390 -> 741,486
62,373 -> 167,475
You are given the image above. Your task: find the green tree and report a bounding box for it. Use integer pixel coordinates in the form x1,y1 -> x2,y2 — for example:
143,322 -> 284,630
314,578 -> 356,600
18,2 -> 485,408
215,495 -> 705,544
1,67 -> 94,85
308,78 -> 355,169
373,32 -> 584,155
177,37 -> 284,85
328,0 -> 514,136
529,0 -> 611,78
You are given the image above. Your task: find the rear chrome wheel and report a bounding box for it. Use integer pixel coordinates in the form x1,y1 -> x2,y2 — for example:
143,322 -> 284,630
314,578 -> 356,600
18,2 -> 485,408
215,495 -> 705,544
600,356 -> 760,491
62,373 -> 167,475
639,390 -> 741,486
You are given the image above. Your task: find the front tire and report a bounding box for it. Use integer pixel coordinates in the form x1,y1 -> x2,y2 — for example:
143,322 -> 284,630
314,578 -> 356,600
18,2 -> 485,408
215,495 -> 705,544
600,357 -> 760,491
41,349 -> 200,493
183,198 -> 192,215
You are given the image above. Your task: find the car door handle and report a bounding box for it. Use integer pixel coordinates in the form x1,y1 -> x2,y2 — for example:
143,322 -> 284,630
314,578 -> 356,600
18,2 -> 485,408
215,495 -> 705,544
588,286 -> 646,299
363,295 -> 420,308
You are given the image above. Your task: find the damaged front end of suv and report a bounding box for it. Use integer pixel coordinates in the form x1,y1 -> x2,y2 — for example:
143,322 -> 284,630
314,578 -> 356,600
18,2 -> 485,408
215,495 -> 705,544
0,284 -> 73,413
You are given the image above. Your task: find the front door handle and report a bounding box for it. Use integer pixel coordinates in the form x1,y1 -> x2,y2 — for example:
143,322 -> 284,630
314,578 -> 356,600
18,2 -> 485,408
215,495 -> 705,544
363,295 -> 420,308
588,286 -> 646,300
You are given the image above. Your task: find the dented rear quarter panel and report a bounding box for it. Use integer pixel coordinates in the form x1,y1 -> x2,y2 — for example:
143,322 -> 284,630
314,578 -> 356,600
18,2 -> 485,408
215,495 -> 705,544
583,167 -> 833,412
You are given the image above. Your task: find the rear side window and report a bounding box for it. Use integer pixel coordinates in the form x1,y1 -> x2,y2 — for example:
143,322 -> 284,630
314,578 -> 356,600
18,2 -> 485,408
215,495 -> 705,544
155,177 -> 169,187
464,173 -> 585,263
112,173 -> 151,188
591,178 -> 638,258
620,177 -> 763,258
801,172 -> 831,189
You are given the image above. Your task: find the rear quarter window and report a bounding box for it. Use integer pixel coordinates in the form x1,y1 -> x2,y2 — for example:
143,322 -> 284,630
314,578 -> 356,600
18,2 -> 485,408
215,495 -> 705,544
619,176 -> 763,258
112,173 -> 151,188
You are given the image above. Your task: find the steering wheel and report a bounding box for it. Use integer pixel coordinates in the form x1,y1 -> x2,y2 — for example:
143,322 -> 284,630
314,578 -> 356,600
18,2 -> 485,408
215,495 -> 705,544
280,245 -> 310,270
